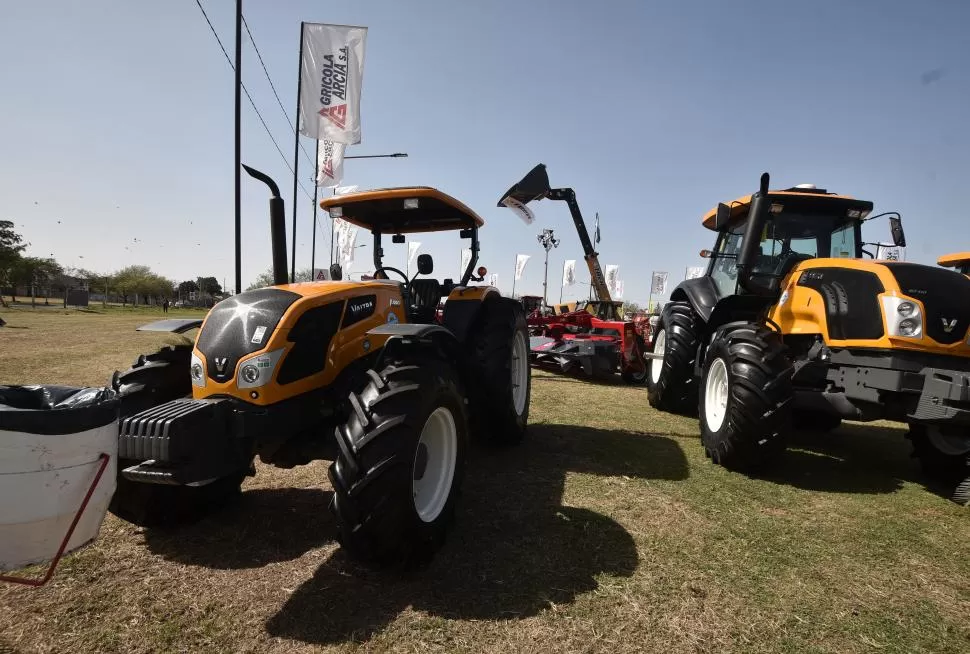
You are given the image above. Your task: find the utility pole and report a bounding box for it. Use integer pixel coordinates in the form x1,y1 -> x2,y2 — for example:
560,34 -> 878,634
537,228 -> 560,307
233,0 -> 242,294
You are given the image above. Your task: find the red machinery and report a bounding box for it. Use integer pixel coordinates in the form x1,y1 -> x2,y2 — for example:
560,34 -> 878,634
500,165 -> 648,383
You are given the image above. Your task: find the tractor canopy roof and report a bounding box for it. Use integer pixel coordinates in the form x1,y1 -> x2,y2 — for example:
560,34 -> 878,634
320,187 -> 484,234
938,252 -> 970,268
701,186 -> 873,230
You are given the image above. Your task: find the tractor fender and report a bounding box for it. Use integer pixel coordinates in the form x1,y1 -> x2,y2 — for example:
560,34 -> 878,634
366,323 -> 463,367
135,318 -> 204,334
670,278 -> 721,323
440,287 -> 503,344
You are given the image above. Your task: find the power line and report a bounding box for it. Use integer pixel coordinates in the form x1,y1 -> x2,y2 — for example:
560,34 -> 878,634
241,14 -> 315,170
193,0 -> 313,201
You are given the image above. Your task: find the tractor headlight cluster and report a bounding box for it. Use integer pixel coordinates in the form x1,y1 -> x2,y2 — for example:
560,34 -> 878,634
236,348 -> 285,390
190,353 -> 206,388
881,296 -> 923,339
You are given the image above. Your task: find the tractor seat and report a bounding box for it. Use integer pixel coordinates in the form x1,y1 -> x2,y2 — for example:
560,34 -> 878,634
408,278 -> 442,323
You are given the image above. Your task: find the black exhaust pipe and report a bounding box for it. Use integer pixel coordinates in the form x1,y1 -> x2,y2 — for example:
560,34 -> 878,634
242,164 -> 288,286
736,172 -> 776,297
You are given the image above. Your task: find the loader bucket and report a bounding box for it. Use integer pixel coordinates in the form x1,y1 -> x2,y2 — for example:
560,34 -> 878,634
497,163 -> 551,207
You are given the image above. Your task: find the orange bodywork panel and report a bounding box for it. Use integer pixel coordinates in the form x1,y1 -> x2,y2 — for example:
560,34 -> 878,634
320,187 -> 485,234
701,190 -> 862,230
191,280 -> 406,405
938,252 -> 970,275
445,285 -> 500,303
769,259 -> 970,358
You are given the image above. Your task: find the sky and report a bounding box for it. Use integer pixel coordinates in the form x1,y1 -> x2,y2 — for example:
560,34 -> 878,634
1,0 -> 968,305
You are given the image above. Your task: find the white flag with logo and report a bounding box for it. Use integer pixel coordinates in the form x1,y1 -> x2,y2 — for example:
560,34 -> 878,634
604,264 -> 619,295
651,271 -> 669,295
615,279 -> 625,299
875,243 -> 905,261
489,273 -> 499,288
408,241 -> 422,268
313,268 -> 331,281
316,140 -> 345,187
299,23 -> 367,144
335,218 -> 358,266
500,197 -> 535,225
334,184 -> 359,195
685,266 -> 705,280
515,254 -> 530,280
562,260 -> 576,286
459,248 -> 473,276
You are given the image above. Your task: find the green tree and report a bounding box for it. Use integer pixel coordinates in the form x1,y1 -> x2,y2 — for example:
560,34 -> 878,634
196,276 -> 222,297
0,220 -> 27,306
246,267 -> 313,290
178,280 -> 199,295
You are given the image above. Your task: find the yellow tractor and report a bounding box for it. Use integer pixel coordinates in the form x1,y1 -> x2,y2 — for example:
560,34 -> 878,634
939,252 -> 970,276
108,166 -> 532,565
648,173 -> 970,499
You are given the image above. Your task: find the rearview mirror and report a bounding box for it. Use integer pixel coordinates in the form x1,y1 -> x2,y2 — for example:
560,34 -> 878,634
392,234 -> 405,244
889,216 -> 907,247
459,228 -> 474,239
329,263 -> 343,281
497,163 -> 551,208
714,203 -> 731,230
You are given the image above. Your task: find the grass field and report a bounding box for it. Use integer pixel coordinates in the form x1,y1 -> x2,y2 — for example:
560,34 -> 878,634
2,308 -> 969,653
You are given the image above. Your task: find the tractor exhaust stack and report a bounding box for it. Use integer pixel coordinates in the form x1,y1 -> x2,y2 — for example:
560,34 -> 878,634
242,164 -> 288,286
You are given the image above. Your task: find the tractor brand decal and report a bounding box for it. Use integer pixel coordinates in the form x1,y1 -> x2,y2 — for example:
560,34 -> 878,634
214,357 -> 228,374
362,338 -> 371,352
390,298 -> 401,307
341,294 -> 377,328
779,289 -> 790,306
386,312 -> 399,324
251,325 -> 268,344
942,317 -> 959,333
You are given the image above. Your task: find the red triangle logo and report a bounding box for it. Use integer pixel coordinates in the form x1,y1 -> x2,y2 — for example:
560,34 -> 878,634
321,160 -> 334,180
318,104 -> 347,129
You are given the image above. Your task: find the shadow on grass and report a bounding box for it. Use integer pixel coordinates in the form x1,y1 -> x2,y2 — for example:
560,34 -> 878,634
757,421 -> 919,495
144,488 -> 334,569
266,424 -> 687,644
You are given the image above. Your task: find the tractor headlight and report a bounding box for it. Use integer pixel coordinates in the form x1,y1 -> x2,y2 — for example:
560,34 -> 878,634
190,353 -> 206,388
881,296 -> 923,339
237,348 -> 285,389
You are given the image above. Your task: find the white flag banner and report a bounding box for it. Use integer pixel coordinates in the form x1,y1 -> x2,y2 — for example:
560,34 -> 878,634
515,254 -> 530,280
875,243 -> 905,261
334,184 -> 359,195
335,218 -> 358,267
500,197 -> 535,225
489,273 -> 499,288
408,241 -> 422,267
459,248 -> 473,276
604,264 -> 619,295
685,266 -> 705,280
651,271 -> 669,295
615,279 -> 625,299
316,140 -> 346,187
299,23 -> 367,144
562,259 -> 576,286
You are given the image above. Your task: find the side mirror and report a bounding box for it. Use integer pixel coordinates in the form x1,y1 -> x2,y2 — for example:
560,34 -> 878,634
329,263 -> 343,281
889,216 -> 906,247
459,228 -> 474,239
392,234 -> 405,244
713,203 -> 731,230
417,253 -> 433,275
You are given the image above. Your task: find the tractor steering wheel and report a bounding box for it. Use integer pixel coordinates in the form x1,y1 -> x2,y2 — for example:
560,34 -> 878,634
374,266 -> 409,285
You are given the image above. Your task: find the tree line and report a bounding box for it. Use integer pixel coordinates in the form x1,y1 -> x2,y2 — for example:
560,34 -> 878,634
0,220 -> 223,308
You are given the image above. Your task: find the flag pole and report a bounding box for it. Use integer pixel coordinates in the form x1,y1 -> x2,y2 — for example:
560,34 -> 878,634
233,0 -> 242,294
290,21 -> 305,283
310,139 -> 319,277
511,253 -> 517,298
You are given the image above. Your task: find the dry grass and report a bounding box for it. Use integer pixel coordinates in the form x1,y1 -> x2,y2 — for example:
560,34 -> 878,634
2,308 -> 970,653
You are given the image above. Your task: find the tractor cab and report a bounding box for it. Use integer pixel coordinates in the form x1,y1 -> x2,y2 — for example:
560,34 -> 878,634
321,187 -> 489,324
700,182 -> 884,299
938,252 -> 970,276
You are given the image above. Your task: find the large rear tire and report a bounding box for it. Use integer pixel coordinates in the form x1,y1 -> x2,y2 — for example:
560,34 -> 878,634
330,357 -> 469,567
699,324 -> 793,471
647,302 -> 701,413
108,344 -> 247,527
466,296 -> 531,446
907,424 -> 970,504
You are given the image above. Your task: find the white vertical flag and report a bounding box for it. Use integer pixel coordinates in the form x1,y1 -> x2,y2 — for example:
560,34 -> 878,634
316,140 -> 345,187
408,241 -> 422,268
651,271 -> 669,295
685,266 -> 705,280
615,280 -> 625,299
489,273 -> 499,288
335,218 -> 358,267
604,264 -> 619,295
875,243 -> 905,261
515,254 -> 530,280
500,197 -> 534,225
299,23 -> 367,144
562,259 -> 576,286
459,248 -> 473,277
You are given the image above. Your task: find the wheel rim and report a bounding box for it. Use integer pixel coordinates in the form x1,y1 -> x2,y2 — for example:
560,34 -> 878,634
412,406 -> 458,523
511,329 -> 529,416
927,425 -> 970,457
704,358 -> 729,432
650,330 -> 666,384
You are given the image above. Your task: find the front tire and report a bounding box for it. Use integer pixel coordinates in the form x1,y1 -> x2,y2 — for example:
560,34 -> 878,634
647,302 -> 701,413
330,357 -> 469,567
699,324 -> 793,471
907,424 -> 970,504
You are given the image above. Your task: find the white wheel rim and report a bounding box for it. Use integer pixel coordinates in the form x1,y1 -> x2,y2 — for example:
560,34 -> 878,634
511,329 -> 529,416
412,406 -> 458,523
704,358 -> 729,432
650,330 -> 666,383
